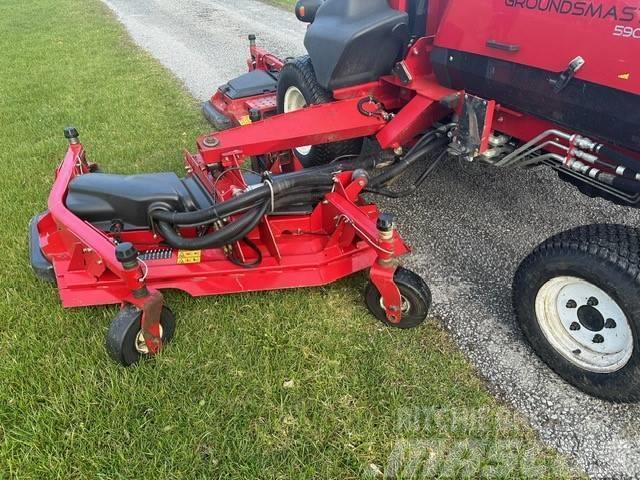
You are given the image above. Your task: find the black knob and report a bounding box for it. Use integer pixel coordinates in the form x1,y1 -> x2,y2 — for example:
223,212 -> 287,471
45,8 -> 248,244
249,109 -> 261,122
248,34 -> 256,41
64,127 -> 79,140
377,213 -> 395,233
115,242 -> 138,265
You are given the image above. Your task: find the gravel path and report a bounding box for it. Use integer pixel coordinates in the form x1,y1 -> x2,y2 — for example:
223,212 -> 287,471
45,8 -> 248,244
103,0 -> 640,477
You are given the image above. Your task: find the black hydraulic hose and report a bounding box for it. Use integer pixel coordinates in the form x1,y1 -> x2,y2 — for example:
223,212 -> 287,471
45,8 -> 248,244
366,150 -> 448,199
151,150 -> 388,227
597,145 -> 640,176
156,188 -> 330,249
151,175 -> 334,225
166,187 -> 331,228
227,237 -> 263,269
157,201 -> 269,250
596,171 -> 640,194
274,192 -> 326,208
369,136 -> 449,188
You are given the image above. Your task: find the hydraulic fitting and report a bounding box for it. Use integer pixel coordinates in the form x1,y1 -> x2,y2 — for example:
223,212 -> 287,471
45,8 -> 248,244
377,212 -> 395,241
116,242 -> 149,298
249,108 -> 261,122
116,242 -> 139,269
64,127 -> 80,145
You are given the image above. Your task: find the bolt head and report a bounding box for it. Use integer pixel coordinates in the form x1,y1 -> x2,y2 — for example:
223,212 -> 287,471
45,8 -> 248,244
587,297 -> 599,307
592,334 -> 605,344
202,135 -> 220,148
605,318 -> 617,329
570,322 -> 581,331
566,299 -> 577,309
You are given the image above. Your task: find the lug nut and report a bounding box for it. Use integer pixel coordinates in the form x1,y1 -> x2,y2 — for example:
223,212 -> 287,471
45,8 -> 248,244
605,318 -> 617,329
593,334 -> 605,344
570,322 -> 581,331
566,300 -> 577,309
588,297 -> 599,307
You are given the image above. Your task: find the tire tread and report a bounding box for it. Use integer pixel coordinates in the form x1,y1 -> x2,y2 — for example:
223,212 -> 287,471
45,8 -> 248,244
513,224 -> 640,402
277,56 -> 362,166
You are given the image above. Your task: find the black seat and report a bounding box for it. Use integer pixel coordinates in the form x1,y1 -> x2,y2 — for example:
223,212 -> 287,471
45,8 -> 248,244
304,0 -> 409,90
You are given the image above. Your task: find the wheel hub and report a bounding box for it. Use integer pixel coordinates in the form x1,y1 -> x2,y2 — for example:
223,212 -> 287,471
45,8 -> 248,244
535,276 -> 634,373
135,325 -> 163,355
577,305 -> 605,332
283,86 -> 312,156
380,295 -> 411,314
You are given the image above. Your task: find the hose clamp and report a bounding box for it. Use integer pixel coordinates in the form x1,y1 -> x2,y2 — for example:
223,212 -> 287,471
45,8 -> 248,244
262,172 -> 275,213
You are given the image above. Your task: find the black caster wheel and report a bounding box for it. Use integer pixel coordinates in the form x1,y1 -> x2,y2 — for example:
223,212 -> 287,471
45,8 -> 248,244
514,224 -> 640,402
365,267 -> 432,329
106,305 -> 176,366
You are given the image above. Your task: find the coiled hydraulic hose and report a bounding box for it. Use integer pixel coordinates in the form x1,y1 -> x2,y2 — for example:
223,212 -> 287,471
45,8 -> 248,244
152,129 -> 451,250
157,201 -> 270,250
151,174 -> 333,226
156,187 -> 331,250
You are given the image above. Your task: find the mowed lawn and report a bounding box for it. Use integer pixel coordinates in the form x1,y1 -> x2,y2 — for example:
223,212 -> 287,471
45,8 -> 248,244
0,0 -> 578,478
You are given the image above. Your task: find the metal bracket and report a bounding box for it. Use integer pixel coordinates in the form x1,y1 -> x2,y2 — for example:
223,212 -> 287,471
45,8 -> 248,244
552,56 -> 585,94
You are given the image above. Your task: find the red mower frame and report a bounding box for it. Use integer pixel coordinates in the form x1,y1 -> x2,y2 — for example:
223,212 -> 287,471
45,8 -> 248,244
36,19 -> 467,361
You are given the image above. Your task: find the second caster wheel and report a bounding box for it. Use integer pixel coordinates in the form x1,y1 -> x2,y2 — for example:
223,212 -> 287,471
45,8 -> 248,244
365,267 -> 432,329
106,305 -> 176,366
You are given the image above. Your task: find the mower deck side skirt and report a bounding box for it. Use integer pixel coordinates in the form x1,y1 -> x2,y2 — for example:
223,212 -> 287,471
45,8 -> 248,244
199,97 -> 387,164
53,243 -> 378,308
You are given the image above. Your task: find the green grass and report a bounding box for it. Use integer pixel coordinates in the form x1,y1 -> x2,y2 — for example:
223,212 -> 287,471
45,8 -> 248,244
0,0 -> 580,478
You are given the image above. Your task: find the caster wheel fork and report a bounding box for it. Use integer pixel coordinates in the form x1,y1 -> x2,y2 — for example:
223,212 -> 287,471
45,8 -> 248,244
366,265 -> 432,329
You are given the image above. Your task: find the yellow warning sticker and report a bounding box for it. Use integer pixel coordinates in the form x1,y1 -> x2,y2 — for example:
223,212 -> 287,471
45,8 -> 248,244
618,73 -> 631,80
177,250 -> 202,264
238,115 -> 252,126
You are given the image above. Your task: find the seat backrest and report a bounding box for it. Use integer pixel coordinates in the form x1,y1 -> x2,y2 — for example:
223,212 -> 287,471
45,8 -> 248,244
304,0 -> 409,90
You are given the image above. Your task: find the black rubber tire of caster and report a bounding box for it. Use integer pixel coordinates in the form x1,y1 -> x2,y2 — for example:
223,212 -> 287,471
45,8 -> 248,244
513,224 -> 640,402
365,267 -> 432,329
276,56 -> 362,168
106,305 -> 176,367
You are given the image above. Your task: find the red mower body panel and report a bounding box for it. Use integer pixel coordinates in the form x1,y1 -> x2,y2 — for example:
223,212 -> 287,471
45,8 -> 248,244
434,0 -> 640,94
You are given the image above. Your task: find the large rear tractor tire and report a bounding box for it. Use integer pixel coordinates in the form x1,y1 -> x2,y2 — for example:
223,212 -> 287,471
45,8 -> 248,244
513,224 -> 640,402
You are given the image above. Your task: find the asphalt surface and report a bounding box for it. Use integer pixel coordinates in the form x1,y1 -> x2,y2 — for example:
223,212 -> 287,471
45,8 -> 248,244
103,0 -> 640,477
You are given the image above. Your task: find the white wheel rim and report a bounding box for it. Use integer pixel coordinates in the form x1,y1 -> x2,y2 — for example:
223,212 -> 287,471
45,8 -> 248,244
283,86 -> 312,156
535,276 -> 633,373
135,326 -> 163,355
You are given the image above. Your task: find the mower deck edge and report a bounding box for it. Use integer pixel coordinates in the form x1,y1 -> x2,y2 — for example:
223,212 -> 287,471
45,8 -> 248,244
29,212 -> 55,283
